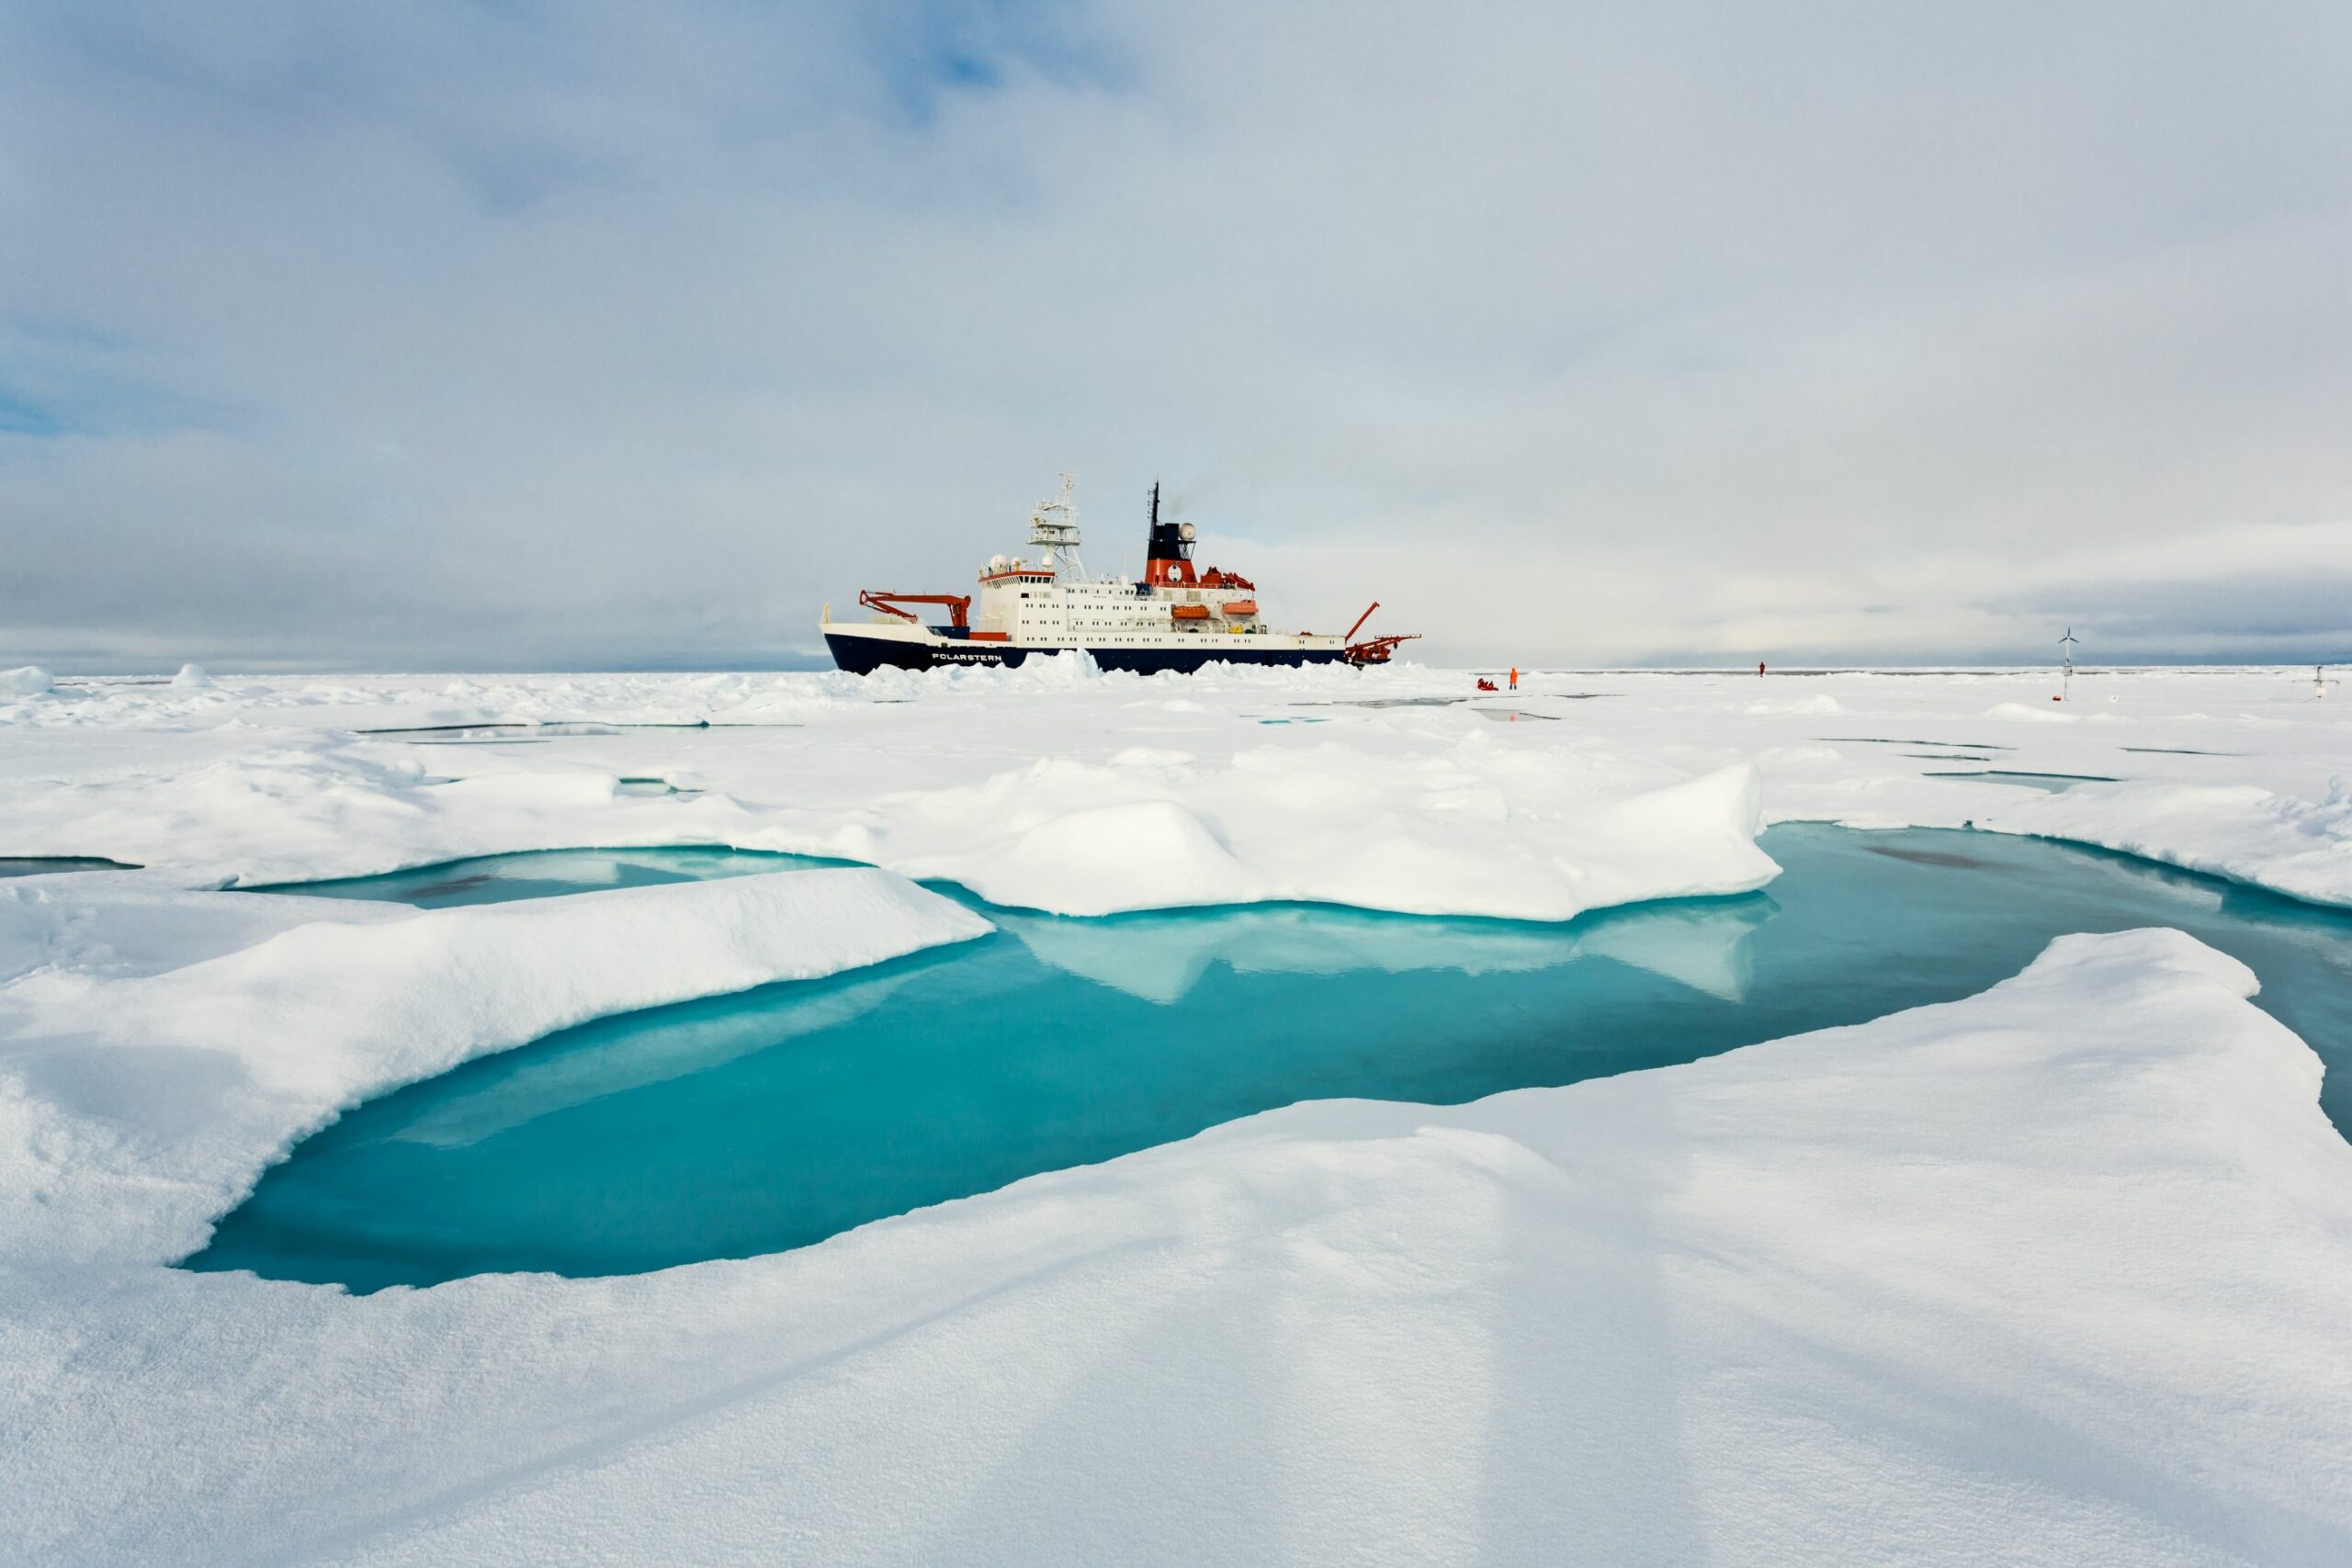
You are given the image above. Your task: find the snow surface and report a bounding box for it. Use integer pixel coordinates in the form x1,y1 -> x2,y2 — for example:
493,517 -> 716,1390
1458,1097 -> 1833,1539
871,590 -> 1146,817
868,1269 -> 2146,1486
6,663 -> 2352,1562
0,870 -> 989,1267
6,662 -> 2349,913
3,911 -> 2348,1563
0,662 -> 1790,919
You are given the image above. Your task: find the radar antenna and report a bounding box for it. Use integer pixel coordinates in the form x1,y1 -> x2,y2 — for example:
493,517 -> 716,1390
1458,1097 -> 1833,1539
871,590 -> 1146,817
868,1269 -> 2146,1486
1028,473 -> 1091,581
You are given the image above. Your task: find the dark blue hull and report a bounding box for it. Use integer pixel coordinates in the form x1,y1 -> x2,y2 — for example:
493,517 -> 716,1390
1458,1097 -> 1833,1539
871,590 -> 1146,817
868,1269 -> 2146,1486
826,630 -> 1348,675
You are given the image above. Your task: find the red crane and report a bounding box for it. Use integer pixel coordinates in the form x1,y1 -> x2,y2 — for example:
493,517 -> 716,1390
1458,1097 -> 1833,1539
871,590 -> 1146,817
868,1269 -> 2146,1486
859,590 -> 972,628
1340,602 -> 1419,665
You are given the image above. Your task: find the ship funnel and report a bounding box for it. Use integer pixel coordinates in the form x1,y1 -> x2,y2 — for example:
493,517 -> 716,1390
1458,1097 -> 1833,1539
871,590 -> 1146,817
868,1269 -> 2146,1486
1144,479 -> 1197,587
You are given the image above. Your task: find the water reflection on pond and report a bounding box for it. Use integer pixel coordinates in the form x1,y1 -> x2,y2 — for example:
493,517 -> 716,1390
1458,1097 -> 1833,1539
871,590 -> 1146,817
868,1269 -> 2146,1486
193,824 -> 2352,1291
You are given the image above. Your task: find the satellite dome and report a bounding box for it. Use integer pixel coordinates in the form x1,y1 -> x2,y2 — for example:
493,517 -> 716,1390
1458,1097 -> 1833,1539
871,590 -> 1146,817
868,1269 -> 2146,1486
1177,522 -> 1196,542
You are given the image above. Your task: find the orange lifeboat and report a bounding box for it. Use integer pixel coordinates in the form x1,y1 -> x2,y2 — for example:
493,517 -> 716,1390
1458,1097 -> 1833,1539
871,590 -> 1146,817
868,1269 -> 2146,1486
1171,604 -> 1212,621
1221,599 -> 1258,616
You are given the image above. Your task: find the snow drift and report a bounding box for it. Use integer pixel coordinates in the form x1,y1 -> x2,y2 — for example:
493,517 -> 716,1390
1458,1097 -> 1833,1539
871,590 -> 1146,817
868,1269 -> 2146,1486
833,748 -> 1776,919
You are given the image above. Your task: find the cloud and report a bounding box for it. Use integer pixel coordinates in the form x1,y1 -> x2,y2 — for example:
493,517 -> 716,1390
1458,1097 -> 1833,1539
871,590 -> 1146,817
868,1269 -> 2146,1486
3,0 -> 2350,671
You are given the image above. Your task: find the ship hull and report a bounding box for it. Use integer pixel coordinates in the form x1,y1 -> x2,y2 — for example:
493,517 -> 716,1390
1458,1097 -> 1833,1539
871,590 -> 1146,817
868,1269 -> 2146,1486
825,629 -> 1349,675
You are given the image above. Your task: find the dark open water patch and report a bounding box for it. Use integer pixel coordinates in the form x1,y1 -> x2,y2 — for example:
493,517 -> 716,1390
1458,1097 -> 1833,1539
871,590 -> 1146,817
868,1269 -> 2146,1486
1924,769 -> 2122,791
356,722 -> 710,740
243,845 -> 853,906
1863,844 -> 1995,869
1821,736 -> 2018,750
191,824 -> 2352,1291
1,856 -> 141,876
357,721 -> 802,743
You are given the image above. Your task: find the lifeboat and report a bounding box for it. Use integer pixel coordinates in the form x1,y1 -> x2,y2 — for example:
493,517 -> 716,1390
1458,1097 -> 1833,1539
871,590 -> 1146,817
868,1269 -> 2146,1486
1221,599 -> 1258,617
1171,604 -> 1212,621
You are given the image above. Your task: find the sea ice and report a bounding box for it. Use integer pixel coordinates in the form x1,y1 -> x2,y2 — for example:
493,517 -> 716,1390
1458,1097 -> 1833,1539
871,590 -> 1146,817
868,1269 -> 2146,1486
0,671 -> 1785,919
1980,778 -> 2352,910
1,920 -> 2346,1563
5,663 -> 2352,1562
4,663 -> 2346,907
0,869 -> 989,1265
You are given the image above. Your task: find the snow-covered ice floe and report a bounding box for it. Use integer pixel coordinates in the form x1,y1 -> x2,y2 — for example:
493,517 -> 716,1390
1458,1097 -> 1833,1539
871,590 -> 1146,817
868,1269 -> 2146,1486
2,915 -> 2347,1563
842,748 -> 1771,918
1982,777 -> 2352,910
0,667 -> 1782,919
0,871 -> 991,1265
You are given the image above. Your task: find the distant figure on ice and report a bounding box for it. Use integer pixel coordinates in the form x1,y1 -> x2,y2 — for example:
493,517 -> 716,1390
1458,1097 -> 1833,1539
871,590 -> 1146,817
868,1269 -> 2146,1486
1758,661 -> 1767,677
1509,666 -> 1519,692
1476,676 -> 1498,693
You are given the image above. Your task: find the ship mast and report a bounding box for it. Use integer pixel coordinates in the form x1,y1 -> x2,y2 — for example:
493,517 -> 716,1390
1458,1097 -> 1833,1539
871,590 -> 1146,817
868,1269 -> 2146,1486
1028,473 -> 1091,581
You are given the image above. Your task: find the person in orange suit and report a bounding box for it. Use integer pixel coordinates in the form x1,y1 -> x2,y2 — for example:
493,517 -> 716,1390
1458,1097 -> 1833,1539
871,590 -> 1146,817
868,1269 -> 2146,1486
1508,666 -> 1519,691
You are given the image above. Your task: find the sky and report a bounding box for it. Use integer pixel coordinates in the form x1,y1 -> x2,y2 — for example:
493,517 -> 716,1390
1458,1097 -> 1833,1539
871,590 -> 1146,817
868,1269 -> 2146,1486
4,0 -> 2350,671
